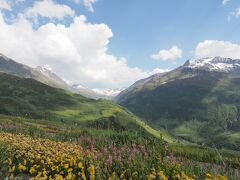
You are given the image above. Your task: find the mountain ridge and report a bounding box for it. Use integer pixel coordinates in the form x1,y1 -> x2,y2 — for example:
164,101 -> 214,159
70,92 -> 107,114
116,56 -> 240,150
0,53 -> 119,99
0,71 -> 174,141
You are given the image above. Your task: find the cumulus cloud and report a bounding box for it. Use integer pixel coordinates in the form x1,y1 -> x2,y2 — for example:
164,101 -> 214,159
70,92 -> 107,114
0,11 -> 157,88
151,46 -> 182,62
195,40 -> 240,59
25,0 -> 75,20
0,0 -> 11,10
222,0 -> 230,5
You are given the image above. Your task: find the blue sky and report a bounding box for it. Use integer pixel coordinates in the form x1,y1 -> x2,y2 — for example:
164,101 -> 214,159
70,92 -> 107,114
0,0 -> 240,88
85,0 -> 240,70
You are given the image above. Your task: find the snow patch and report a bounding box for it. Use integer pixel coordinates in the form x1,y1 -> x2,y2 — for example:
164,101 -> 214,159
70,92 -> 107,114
185,56 -> 240,72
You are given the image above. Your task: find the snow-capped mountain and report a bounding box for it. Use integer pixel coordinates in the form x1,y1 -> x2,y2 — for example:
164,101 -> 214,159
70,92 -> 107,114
72,84 -> 124,99
71,84 -> 101,99
115,56 -> 240,103
35,66 -> 69,88
0,53 -> 9,60
0,53 -> 72,91
92,88 -> 125,97
184,56 -> 240,72
0,53 -> 124,100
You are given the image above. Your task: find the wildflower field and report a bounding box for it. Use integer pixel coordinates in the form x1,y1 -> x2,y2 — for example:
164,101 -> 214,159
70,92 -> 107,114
0,132 -> 231,180
0,116 -> 239,180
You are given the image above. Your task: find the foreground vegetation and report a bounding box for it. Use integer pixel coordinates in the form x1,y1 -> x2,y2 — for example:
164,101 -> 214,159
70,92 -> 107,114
0,131 -> 234,179
0,115 -> 239,179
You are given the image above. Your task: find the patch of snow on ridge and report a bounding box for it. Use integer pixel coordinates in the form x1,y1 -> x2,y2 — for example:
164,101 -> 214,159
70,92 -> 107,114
185,56 -> 240,72
0,53 -> 10,60
188,57 -> 213,68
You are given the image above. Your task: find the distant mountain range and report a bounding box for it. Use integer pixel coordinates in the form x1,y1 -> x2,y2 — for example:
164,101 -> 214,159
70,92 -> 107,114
0,53 -> 121,99
116,56 -> 240,150
92,88 -> 125,97
72,84 -> 123,99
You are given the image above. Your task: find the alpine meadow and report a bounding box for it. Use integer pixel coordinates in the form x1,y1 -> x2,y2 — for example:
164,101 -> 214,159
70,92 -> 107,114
0,0 -> 240,180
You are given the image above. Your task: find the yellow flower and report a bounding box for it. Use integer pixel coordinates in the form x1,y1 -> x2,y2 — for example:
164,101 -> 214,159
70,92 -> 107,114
66,172 -> 74,180
214,174 -> 228,180
55,174 -> 64,180
29,167 -> 36,174
148,174 -> 156,180
78,162 -> 83,169
68,168 -> 73,173
64,163 -> 69,169
18,163 -> 27,172
158,171 -> 168,180
206,173 -> 212,178
89,165 -> 95,180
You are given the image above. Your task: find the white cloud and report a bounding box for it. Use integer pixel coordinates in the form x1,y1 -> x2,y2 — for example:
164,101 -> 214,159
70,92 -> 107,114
195,40 -> 240,59
228,8 -> 240,20
83,0 -> 96,12
222,0 -> 230,5
70,0 -> 96,12
0,12 -> 153,88
235,8 -> 240,18
25,0 -> 75,20
151,46 -> 182,62
0,0 -> 11,10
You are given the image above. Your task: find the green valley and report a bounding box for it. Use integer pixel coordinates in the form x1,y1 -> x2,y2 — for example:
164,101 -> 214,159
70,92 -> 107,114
116,59 -> 240,151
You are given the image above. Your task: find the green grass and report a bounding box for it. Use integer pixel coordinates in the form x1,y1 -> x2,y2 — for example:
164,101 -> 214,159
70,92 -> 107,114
169,144 -> 240,168
0,141 -> 8,163
173,120 -> 207,143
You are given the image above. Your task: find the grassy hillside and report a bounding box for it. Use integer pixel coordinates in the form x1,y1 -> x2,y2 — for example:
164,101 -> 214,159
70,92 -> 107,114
0,72 -> 175,141
117,72 -> 240,150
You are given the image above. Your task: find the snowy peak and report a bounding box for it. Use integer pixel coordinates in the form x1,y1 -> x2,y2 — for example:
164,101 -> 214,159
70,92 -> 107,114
35,66 -> 54,78
72,84 -> 124,98
35,66 -> 67,85
184,56 -> 240,72
0,53 -> 10,60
